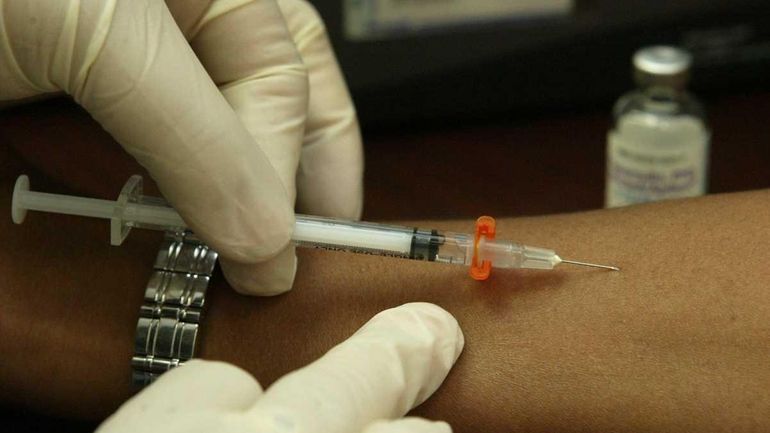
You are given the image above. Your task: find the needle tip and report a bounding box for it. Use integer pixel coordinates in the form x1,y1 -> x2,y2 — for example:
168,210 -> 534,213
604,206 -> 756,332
561,259 -> 620,271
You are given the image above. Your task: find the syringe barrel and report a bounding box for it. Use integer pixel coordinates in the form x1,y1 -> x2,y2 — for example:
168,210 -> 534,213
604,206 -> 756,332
431,232 -> 474,266
292,215 -> 454,262
292,216 -> 479,267
12,174 -> 479,267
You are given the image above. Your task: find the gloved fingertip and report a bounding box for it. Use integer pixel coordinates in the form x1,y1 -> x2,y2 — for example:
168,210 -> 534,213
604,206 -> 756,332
296,176 -> 363,221
204,207 -> 295,265
161,359 -> 260,391
362,418 -> 453,433
255,207 -> 296,259
97,359 -> 263,430
387,302 -> 465,361
220,246 -> 297,296
340,196 -> 364,221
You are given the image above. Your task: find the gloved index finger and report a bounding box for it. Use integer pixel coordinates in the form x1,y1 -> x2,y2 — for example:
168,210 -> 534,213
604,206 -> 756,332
246,303 -> 464,433
185,0 -> 308,206
278,0 -> 364,220
173,0 -> 310,296
1,0 -> 293,264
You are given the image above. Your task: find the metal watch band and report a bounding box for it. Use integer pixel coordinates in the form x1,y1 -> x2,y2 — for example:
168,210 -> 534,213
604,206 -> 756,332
131,231 -> 218,386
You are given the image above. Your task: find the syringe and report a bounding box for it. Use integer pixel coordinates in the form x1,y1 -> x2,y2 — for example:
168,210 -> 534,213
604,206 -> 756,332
11,175 -> 619,280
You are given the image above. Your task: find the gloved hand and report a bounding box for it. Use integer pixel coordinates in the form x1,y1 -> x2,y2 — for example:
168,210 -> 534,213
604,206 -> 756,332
97,303 -> 464,433
0,0 -> 363,295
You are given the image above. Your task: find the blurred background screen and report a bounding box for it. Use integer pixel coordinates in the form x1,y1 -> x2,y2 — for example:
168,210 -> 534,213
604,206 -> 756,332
312,0 -> 770,128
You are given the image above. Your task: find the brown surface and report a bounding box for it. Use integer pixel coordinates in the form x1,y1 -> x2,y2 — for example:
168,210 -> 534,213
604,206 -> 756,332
363,93 -> 770,220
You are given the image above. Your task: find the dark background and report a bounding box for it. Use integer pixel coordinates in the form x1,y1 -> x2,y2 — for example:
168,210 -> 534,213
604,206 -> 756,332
315,0 -> 770,128
3,0 -> 770,431
329,0 -> 770,220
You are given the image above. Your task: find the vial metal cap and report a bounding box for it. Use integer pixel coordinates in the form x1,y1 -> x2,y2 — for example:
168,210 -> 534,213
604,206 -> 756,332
633,46 -> 692,76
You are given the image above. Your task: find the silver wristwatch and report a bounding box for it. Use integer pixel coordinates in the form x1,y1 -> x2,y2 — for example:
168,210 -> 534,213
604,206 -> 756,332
131,231 -> 218,386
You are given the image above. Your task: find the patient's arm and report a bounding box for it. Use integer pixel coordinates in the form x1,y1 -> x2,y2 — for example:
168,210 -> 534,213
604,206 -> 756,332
1,173 -> 769,432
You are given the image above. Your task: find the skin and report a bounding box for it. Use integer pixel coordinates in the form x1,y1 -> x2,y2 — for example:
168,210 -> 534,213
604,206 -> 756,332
1,97 -> 769,432
1,145 -> 769,432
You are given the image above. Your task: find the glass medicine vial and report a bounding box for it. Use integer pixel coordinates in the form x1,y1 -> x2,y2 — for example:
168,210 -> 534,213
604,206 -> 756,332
605,46 -> 710,207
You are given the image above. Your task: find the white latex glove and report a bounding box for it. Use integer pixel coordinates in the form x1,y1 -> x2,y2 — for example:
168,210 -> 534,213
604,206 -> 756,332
97,303 -> 464,433
0,0 -> 363,295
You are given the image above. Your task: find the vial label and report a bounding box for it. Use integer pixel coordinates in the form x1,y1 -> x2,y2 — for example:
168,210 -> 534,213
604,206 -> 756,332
605,127 -> 709,207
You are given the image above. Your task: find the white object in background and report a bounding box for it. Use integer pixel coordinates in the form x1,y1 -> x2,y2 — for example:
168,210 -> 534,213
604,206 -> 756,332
605,46 -> 710,208
606,113 -> 710,206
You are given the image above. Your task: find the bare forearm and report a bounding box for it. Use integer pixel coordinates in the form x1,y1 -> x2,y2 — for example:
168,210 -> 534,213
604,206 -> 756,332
2,182 -> 769,432
253,191 -> 770,432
